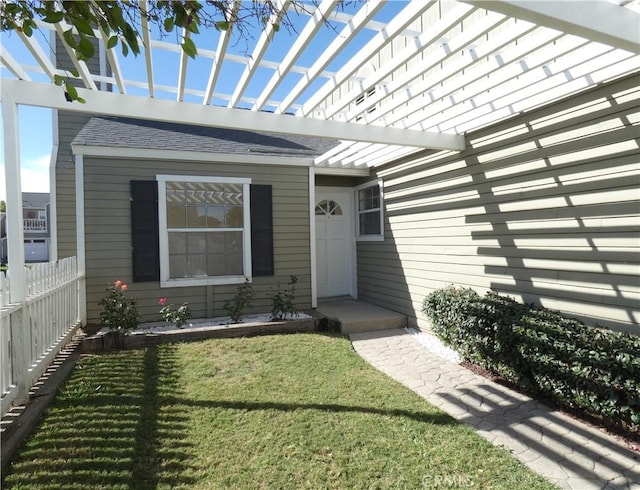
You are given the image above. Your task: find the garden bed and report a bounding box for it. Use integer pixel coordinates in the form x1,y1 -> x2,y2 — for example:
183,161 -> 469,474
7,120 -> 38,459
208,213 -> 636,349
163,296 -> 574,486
81,313 -> 318,352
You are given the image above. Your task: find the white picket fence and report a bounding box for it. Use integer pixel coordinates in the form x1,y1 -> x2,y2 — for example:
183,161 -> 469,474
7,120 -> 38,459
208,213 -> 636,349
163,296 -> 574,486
0,257 -> 83,417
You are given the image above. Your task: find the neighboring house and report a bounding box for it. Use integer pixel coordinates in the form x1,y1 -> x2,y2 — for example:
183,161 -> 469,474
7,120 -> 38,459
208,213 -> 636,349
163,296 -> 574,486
0,193 -> 51,263
22,192 -> 50,263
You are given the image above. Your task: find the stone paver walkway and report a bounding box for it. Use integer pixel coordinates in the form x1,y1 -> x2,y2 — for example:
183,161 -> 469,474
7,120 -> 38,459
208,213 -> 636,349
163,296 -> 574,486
350,328 -> 640,490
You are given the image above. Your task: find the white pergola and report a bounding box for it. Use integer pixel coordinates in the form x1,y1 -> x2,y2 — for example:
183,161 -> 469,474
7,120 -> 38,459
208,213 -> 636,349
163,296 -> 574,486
1,0 -> 639,304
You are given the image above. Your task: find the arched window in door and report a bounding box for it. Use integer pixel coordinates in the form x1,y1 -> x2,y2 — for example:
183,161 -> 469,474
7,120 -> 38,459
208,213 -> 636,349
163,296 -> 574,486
315,200 -> 343,216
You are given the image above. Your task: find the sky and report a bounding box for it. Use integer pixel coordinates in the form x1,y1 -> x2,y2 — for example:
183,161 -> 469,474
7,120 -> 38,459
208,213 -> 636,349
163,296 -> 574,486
0,1 -> 406,203
0,105 -> 53,200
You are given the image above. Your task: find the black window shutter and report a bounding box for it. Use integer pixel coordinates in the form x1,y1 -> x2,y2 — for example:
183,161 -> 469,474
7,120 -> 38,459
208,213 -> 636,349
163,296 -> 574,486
250,184 -> 274,276
130,180 -> 160,282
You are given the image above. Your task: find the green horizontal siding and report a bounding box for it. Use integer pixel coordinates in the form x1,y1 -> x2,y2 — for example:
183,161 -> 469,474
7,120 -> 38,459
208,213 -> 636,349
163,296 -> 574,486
358,73 -> 640,334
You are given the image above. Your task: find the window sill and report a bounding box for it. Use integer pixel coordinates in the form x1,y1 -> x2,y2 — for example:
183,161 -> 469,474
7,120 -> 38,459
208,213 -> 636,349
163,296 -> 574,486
356,235 -> 384,242
161,275 -> 250,288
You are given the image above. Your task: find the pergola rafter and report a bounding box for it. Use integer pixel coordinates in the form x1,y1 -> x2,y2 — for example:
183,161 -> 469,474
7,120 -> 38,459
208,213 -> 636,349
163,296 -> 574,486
319,2 -> 478,121
0,44 -> 30,81
253,0 -> 339,111
176,28 -> 190,102
274,0 -> 386,115
203,0 -> 241,105
297,0 -> 434,118
227,0 -> 292,108
140,0 -> 155,98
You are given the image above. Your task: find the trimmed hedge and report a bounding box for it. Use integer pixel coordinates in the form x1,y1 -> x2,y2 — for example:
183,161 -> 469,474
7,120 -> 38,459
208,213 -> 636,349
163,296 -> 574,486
422,285 -> 640,433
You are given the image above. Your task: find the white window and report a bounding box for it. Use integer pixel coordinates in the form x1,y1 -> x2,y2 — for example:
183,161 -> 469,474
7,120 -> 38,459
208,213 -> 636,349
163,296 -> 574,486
157,175 -> 251,287
355,180 -> 384,241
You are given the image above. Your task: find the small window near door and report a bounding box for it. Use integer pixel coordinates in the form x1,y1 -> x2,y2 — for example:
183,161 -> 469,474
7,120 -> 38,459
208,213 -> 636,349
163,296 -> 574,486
355,181 -> 383,241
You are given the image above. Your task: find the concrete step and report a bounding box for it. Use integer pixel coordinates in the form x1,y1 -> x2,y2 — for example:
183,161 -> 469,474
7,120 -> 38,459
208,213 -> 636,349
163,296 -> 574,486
315,299 -> 406,334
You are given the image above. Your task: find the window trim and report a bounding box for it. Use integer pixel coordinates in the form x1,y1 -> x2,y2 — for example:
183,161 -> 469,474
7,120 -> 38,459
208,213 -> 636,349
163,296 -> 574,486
355,180 -> 384,242
156,174 -> 252,287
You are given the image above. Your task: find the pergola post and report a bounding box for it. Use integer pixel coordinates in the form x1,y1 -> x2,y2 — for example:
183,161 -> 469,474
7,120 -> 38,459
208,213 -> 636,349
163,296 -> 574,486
2,100 -> 31,404
74,154 -> 87,326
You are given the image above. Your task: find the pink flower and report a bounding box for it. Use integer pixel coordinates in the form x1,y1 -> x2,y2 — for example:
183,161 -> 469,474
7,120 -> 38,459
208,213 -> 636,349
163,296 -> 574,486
121,284 -> 128,291
114,280 -> 123,287
159,297 -> 167,305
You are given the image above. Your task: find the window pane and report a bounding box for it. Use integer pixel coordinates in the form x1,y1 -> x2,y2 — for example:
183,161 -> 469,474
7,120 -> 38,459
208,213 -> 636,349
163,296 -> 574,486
207,233 -> 225,254
359,185 -> 380,211
225,184 -> 243,205
187,232 -> 206,254
226,206 -> 243,227
166,188 -> 186,205
207,206 -> 225,228
169,254 -> 187,278
187,205 -> 207,227
186,189 -> 207,205
225,254 -> 243,275
360,211 -> 381,235
225,231 -> 243,253
167,206 -> 186,228
328,201 -> 342,216
207,254 -> 226,276
187,254 -> 207,276
168,232 -> 187,254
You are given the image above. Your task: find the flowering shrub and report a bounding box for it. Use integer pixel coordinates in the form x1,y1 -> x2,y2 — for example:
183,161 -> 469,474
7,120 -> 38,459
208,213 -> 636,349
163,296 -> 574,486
270,275 -> 299,321
224,278 -> 254,323
98,280 -> 139,332
159,297 -> 192,328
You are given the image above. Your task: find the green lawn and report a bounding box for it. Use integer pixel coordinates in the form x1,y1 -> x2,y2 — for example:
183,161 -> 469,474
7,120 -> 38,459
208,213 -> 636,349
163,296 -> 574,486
3,334 -> 555,489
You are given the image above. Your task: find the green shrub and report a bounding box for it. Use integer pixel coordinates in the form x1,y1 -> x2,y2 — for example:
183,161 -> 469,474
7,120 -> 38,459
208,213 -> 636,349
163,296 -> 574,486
422,286 -> 640,433
270,275 -> 299,321
224,278 -> 254,323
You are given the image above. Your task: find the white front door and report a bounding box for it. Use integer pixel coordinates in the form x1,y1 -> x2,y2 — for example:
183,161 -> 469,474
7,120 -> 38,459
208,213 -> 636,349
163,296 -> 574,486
315,188 -> 354,298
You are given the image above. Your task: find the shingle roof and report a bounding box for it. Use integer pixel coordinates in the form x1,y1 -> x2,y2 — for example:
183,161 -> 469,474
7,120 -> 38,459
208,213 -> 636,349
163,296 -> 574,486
22,192 -> 49,209
72,116 -> 340,157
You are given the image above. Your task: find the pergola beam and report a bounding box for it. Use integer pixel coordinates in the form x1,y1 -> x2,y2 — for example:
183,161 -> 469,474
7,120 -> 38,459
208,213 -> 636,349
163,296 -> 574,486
463,0 -> 640,54
1,79 -> 465,151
